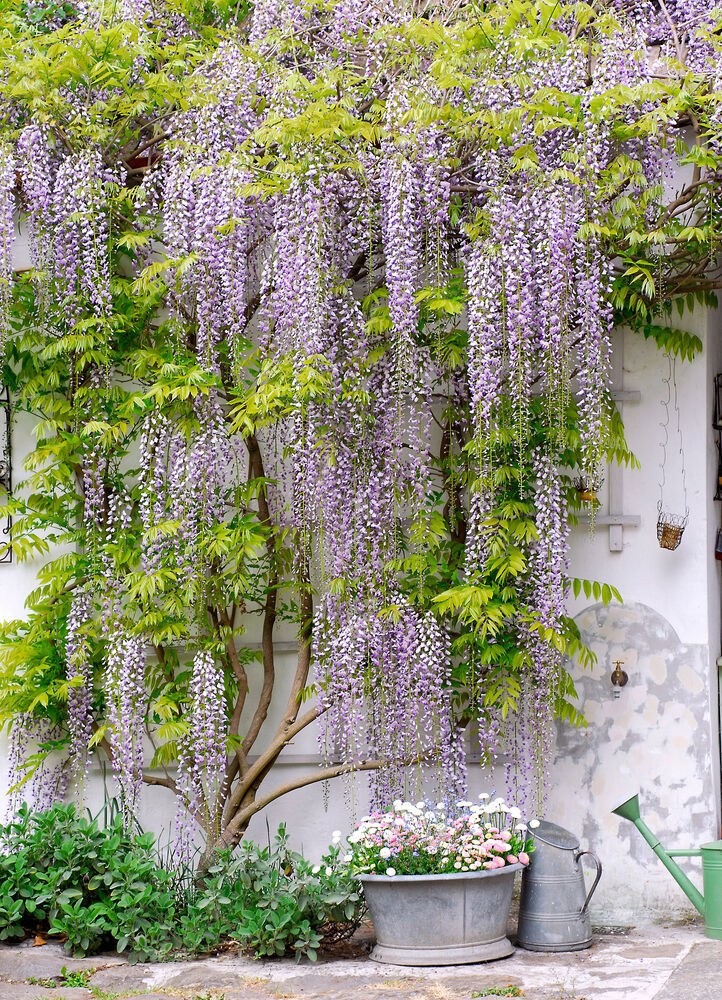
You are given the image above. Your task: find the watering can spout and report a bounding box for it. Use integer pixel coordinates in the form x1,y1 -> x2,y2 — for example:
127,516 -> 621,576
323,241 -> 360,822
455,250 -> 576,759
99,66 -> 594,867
612,792 -> 705,916
612,794 -> 641,824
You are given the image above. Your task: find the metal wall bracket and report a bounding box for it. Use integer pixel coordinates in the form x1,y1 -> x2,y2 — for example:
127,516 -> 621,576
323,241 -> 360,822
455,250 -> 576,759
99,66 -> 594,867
577,514 -> 641,528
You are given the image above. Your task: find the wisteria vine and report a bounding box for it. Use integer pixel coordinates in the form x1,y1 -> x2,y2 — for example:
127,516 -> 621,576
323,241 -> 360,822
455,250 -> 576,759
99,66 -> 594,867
2,0 -> 722,835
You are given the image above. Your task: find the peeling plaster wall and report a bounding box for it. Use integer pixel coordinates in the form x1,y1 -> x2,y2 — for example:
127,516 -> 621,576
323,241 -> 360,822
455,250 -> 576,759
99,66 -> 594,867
548,601 -> 715,922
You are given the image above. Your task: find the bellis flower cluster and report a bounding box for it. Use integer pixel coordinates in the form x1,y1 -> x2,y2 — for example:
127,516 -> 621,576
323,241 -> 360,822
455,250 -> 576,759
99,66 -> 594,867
344,795 -> 535,878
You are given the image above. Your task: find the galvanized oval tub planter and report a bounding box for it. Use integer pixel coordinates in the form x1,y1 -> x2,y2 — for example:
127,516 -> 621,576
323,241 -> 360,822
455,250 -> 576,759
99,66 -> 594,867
358,864 -> 523,966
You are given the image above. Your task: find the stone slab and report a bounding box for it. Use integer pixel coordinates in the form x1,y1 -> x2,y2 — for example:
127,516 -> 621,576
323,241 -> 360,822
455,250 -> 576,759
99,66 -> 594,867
0,988 -> 91,1000
650,940 -> 722,999
0,943 -> 124,983
86,964 -> 158,991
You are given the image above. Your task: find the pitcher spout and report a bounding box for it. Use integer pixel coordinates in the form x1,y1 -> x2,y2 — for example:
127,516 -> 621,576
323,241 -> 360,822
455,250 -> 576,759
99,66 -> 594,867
612,794 -> 705,916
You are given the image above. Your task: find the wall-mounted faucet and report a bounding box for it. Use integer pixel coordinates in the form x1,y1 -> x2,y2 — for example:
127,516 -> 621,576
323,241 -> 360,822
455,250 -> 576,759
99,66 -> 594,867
610,660 -> 628,698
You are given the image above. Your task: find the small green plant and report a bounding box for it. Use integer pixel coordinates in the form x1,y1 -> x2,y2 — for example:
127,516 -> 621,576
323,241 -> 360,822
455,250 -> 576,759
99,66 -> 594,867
472,988 -> 524,998
180,824 -> 365,961
27,967 -> 95,988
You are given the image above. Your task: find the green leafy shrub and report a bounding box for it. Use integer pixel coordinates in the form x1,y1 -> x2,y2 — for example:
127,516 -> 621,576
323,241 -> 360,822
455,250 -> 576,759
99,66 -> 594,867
181,825 -> 364,962
0,805 -> 363,963
0,803 -> 180,961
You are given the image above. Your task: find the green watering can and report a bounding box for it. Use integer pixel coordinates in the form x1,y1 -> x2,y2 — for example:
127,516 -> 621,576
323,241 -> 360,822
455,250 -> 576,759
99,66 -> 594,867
613,793 -> 722,941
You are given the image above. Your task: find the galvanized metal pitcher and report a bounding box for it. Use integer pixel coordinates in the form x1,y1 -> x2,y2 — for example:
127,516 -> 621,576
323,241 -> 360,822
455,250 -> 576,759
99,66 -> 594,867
517,820 -> 602,952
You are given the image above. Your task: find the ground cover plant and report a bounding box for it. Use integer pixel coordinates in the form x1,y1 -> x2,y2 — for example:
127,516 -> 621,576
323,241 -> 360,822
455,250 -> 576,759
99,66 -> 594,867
0,803 -> 362,962
0,0 -> 721,862
27,968 -> 95,988
471,989 -> 524,998
471,986 -> 524,997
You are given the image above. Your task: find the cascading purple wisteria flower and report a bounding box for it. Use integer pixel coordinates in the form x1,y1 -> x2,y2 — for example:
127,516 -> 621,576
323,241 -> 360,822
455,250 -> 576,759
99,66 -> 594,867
617,0 -> 722,74
105,631 -> 146,823
138,408 -> 170,575
380,147 -> 420,357
575,119 -> 614,470
135,392 -> 235,583
175,650 -> 227,857
5,715 -> 67,817
517,451 -> 570,812
250,0 -> 314,44
314,596 -> 465,808
16,129 -> 112,328
65,592 -> 95,782
467,238 -> 504,439
16,124 -> 54,287
118,0 -> 157,23
50,152 -> 112,320
467,178 -> 611,480
81,442 -> 106,563
0,144 -> 15,350
161,41 -> 267,375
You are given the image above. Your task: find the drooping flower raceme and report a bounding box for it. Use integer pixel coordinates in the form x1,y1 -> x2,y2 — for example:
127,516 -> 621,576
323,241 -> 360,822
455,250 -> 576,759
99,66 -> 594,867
174,650 -> 228,858
105,631 -> 147,823
65,592 -> 95,781
0,143 -> 15,350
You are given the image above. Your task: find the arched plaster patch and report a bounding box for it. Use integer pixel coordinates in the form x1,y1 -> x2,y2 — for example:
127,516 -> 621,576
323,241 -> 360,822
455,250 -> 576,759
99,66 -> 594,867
544,601 -> 716,922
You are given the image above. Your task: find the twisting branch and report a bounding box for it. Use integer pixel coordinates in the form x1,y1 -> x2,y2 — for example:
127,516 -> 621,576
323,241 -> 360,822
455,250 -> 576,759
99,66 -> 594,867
240,434 -> 278,756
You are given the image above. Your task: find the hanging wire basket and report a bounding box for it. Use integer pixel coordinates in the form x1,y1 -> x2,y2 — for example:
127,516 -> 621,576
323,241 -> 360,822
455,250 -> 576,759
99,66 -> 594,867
573,470 -> 605,503
656,502 -> 689,551
657,355 -> 688,552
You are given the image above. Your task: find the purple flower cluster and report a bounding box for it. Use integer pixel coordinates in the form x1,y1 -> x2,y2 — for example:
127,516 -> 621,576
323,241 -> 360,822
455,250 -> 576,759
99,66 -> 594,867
175,650 -> 227,857
0,144 -> 15,350
616,0 -> 722,74
106,631 -> 146,823
314,595 -> 465,808
65,591 -> 95,783
6,714 -> 68,817
517,452 -> 570,813
137,393 -> 235,578
17,129 -> 113,329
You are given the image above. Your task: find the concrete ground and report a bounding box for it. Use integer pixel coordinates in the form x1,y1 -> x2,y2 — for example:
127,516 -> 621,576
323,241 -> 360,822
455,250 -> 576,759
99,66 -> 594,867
1,922 -> 721,1000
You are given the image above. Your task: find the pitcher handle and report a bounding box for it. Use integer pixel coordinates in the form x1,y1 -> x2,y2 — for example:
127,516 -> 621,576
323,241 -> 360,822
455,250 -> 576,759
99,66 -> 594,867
575,850 -> 602,914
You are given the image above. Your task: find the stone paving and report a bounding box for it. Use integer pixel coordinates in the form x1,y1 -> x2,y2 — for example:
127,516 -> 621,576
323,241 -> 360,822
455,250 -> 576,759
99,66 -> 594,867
1,922 -> 721,1000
